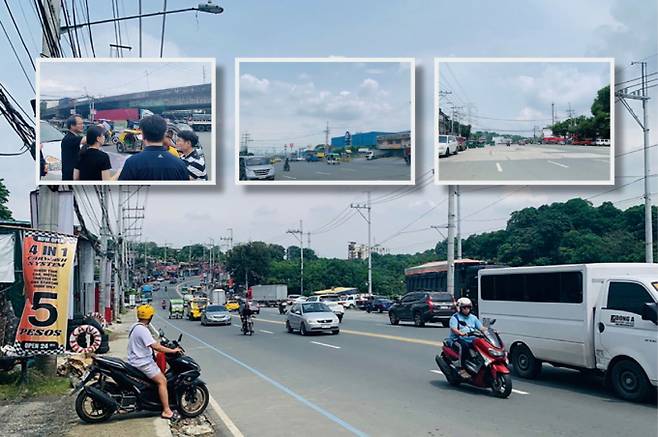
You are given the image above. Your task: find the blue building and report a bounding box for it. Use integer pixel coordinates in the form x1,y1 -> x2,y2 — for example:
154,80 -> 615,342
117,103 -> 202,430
331,131 -> 394,149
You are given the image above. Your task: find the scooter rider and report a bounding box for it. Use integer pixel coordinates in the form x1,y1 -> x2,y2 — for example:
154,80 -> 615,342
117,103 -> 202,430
128,304 -> 182,420
238,298 -> 254,331
448,297 -> 483,378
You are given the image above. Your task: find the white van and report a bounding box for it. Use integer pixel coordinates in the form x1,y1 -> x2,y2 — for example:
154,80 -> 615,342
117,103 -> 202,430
437,135 -> 458,157
478,263 -> 658,402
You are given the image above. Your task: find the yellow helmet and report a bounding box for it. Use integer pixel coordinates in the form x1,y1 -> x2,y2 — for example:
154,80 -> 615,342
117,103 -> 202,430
136,304 -> 155,320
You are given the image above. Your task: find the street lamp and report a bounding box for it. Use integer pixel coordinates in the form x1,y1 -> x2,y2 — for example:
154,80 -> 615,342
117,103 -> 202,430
59,1 -> 224,32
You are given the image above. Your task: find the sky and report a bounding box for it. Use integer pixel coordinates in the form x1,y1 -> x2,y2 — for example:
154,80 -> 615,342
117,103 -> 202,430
0,0 -> 657,260
239,61 -> 412,152
439,61 -> 612,134
39,61 -> 212,99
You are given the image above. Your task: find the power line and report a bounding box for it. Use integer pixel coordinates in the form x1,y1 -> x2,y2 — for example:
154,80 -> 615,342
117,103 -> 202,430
3,0 -> 36,70
0,17 -> 35,92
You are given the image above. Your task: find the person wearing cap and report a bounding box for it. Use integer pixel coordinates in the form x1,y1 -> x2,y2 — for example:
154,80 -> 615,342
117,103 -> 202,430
128,304 -> 182,420
448,297 -> 483,378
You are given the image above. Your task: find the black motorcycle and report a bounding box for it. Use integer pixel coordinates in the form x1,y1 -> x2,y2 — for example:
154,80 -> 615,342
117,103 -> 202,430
241,315 -> 254,336
73,330 -> 209,423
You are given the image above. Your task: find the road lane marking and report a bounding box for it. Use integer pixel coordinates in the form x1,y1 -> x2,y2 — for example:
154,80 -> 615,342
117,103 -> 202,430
429,370 -> 529,394
496,162 -> 503,172
548,160 -> 569,168
259,329 -> 274,334
311,341 -> 341,349
209,396 -> 245,437
252,317 -> 443,347
156,316 -> 367,437
281,175 -> 297,179
315,171 -> 331,175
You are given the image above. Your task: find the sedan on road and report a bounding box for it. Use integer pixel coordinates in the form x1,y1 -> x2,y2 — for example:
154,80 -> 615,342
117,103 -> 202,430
286,302 -> 339,335
366,297 -> 394,313
201,305 -> 232,326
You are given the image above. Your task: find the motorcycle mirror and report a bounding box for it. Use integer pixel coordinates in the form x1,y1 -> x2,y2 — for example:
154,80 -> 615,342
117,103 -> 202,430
177,333 -> 183,342
490,319 -> 496,325
158,328 -> 165,337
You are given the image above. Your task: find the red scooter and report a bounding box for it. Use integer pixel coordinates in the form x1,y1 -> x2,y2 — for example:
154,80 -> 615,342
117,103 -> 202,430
435,319 -> 512,398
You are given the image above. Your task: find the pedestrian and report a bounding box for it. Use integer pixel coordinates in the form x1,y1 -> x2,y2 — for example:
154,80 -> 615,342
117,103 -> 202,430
118,115 -> 190,181
284,157 -> 290,172
74,125 -> 113,181
61,114 -> 86,180
176,130 -> 207,180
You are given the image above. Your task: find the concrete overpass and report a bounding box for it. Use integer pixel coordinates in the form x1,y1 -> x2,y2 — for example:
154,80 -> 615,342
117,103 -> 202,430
40,83 -> 211,119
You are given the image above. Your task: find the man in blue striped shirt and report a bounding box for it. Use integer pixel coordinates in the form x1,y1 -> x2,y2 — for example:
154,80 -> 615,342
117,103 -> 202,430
177,130 -> 207,180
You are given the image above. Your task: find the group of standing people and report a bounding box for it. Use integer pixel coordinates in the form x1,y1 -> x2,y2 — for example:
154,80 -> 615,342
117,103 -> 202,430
59,114 -> 207,182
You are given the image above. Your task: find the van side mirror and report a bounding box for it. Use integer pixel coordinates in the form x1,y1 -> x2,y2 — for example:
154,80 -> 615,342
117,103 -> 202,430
641,302 -> 658,324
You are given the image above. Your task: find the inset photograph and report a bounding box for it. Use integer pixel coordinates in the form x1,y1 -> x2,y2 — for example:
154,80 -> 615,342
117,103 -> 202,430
236,58 -> 415,185
37,58 -> 215,185
435,58 -> 614,185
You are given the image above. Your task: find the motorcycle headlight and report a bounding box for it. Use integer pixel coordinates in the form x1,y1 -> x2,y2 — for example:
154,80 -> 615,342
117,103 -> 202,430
488,348 -> 505,358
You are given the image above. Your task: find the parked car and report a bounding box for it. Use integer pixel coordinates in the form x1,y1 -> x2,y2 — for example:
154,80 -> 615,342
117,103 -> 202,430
306,295 -> 345,322
341,295 -> 358,309
286,302 -> 339,335
239,156 -> 275,181
388,291 -> 456,327
438,134 -> 459,157
366,297 -> 394,313
201,305 -> 232,326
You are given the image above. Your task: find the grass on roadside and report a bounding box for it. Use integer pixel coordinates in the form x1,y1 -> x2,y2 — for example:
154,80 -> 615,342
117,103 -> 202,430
0,367 -> 71,401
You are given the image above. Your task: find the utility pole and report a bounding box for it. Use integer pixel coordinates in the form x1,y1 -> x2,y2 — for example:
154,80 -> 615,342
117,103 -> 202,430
138,0 -> 142,56
324,121 -> 330,155
351,193 -> 373,295
616,62 -> 653,262
456,186 -> 462,259
99,187 -> 110,323
114,188 -> 123,317
286,221 -> 304,295
447,186 -> 456,295
551,102 -> 556,125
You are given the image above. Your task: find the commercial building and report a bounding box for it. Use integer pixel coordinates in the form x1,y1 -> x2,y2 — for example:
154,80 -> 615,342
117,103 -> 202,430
331,131 -> 394,149
348,241 -> 390,260
376,131 -> 411,157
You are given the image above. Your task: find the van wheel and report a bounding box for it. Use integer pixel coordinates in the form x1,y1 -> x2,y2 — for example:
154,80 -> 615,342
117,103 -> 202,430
610,359 -> 651,402
511,344 -> 542,378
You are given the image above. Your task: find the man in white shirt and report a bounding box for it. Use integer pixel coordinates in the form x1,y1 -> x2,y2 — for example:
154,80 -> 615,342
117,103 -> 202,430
128,304 -> 181,420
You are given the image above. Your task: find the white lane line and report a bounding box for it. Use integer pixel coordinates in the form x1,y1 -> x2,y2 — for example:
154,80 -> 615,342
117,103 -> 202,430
259,329 -> 274,334
315,171 -> 331,175
281,175 -> 297,179
311,341 -> 341,349
429,370 -> 529,394
209,396 -> 245,437
548,160 -> 569,168
496,162 -> 503,172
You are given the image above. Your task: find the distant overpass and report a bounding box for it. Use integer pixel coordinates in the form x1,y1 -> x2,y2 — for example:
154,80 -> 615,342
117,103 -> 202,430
40,83 -> 211,119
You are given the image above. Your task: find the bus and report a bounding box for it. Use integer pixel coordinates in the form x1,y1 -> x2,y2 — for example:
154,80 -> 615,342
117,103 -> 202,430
404,259 -> 502,314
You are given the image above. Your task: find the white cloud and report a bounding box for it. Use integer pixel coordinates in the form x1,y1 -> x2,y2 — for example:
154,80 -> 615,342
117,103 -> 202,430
240,74 -> 270,95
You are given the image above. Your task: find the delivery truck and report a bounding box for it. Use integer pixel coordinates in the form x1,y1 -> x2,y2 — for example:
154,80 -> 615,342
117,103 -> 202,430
209,289 -> 226,306
251,284 -> 288,307
479,263 -> 658,402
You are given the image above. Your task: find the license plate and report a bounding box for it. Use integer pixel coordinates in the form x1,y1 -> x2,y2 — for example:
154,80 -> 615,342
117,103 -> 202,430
440,306 -> 450,309
322,324 -> 331,329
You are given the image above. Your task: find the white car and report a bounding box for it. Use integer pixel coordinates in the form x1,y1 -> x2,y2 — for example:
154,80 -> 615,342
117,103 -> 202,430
438,134 -> 459,157
307,295 -> 345,322
40,121 -> 65,180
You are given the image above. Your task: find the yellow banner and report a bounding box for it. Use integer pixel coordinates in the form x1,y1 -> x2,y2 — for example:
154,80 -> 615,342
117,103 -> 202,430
15,229 -> 78,355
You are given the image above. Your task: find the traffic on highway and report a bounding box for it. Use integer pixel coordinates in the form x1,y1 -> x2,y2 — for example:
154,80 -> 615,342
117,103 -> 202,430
134,273 -> 657,437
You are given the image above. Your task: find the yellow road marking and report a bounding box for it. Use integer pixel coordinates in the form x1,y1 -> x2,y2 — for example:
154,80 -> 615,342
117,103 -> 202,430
237,315 -> 442,347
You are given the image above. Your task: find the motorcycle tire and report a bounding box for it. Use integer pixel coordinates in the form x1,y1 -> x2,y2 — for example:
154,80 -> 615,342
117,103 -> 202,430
178,383 -> 210,418
435,354 -> 460,386
490,373 -> 512,398
75,382 -> 118,423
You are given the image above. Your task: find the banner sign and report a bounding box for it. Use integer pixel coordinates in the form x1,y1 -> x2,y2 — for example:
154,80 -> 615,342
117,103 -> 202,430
15,229 -> 78,355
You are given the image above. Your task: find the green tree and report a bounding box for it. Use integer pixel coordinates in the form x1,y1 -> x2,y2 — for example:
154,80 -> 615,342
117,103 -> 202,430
224,242 -> 274,286
0,179 -> 12,220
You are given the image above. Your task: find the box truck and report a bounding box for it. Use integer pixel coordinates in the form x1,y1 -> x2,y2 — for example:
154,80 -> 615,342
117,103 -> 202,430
251,284 -> 288,306
479,263 -> 658,402
209,288 -> 226,306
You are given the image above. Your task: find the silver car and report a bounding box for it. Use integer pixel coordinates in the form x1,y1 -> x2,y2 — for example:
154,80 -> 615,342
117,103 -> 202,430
286,302 -> 339,336
201,305 -> 232,326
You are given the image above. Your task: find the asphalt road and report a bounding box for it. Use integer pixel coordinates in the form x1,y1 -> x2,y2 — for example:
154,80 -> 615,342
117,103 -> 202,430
271,157 -> 411,182
151,278 -> 657,437
438,144 -> 611,183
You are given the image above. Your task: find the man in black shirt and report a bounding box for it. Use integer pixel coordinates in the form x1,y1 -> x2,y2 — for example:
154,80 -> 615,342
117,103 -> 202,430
118,115 -> 189,181
74,125 -> 112,181
61,115 -> 85,180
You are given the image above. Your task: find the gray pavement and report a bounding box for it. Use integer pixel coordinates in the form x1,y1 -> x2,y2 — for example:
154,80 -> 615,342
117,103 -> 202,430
271,157 -> 411,182
438,144 -> 611,183
150,277 -> 657,437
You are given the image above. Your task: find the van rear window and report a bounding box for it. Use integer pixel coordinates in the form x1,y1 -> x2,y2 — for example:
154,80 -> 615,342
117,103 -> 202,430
481,271 -> 583,303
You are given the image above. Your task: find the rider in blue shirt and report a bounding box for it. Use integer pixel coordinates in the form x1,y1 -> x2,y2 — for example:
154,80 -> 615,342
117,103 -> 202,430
449,297 -> 483,377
